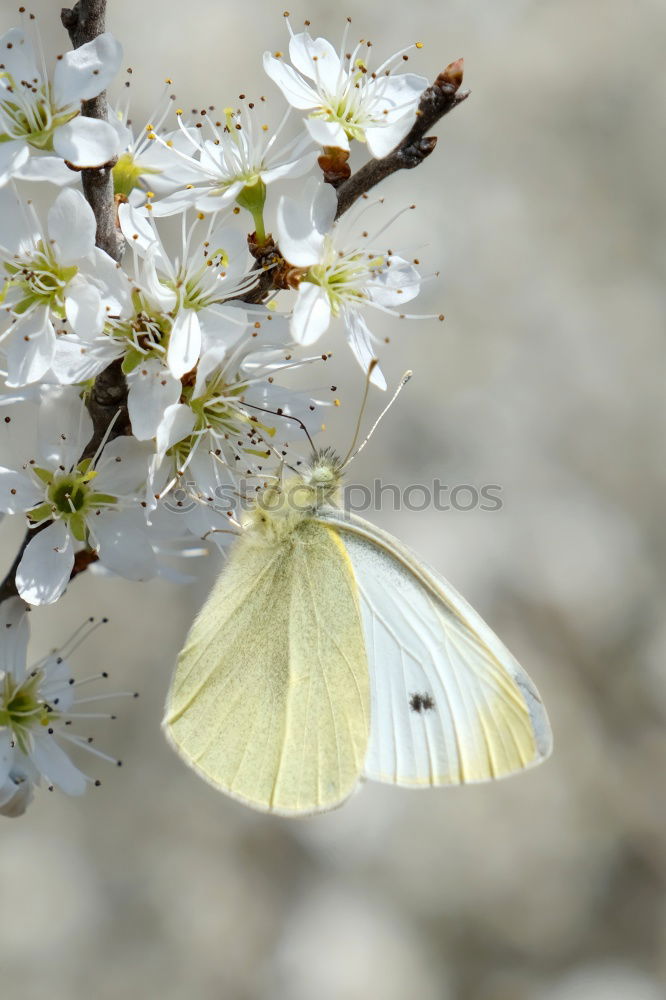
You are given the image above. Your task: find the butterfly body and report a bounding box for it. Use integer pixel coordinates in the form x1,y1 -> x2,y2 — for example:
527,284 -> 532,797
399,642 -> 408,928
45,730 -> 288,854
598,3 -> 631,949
164,449 -> 552,815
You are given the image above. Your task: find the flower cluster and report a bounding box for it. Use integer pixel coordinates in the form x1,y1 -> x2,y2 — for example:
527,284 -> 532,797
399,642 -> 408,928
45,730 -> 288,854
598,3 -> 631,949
0,599 -> 133,817
0,13 -> 439,811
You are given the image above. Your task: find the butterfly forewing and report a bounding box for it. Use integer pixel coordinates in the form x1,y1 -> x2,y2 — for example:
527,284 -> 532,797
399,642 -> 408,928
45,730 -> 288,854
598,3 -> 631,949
317,511 -> 552,786
164,520 -> 370,815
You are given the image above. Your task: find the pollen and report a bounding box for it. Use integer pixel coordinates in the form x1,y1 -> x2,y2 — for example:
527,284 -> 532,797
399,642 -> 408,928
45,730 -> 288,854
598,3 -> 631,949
415,41 -> 424,48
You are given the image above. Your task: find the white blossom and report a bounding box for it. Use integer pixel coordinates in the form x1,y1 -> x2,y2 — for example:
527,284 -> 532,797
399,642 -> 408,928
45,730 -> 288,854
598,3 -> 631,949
0,26 -> 122,186
264,22 -> 427,158
0,599 -> 132,815
118,202 -> 258,379
0,186 -> 130,386
276,178 -> 422,387
149,311 -> 327,539
150,102 -> 316,222
0,388 -> 154,605
109,91 -> 203,201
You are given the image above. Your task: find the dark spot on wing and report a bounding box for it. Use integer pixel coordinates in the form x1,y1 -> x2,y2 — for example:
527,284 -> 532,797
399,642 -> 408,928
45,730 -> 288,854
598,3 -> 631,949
409,692 -> 435,713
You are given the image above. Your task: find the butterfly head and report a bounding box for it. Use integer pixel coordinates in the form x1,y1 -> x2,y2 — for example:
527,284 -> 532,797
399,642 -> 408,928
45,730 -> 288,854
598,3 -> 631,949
303,447 -> 345,504
247,448 -> 344,541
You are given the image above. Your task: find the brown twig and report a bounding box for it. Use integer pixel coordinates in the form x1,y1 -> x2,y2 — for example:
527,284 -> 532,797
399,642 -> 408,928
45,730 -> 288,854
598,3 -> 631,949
61,2 -> 123,261
0,1 -> 121,604
61,1 -> 130,458
241,59 -> 469,303
335,59 -> 469,218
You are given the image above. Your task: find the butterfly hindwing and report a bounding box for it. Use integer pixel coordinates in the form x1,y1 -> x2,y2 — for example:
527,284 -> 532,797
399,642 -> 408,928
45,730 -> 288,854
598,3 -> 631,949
317,511 -> 552,786
163,520 -> 370,815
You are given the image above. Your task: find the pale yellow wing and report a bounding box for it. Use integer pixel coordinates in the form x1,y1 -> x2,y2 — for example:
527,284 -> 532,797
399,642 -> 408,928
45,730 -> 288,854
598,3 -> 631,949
163,520 -> 370,815
316,510 -> 552,786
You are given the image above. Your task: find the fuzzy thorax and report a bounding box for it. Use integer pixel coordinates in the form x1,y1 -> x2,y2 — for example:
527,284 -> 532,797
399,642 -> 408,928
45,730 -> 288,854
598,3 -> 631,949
246,449 -> 344,542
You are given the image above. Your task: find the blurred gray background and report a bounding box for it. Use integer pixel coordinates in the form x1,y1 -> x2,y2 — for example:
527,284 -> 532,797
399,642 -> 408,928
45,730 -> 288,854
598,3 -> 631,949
0,1 -> 664,998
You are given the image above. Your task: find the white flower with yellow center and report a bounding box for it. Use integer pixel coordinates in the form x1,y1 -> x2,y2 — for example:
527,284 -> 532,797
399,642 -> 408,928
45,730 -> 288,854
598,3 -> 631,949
118,202 -> 257,379
277,178 -> 422,388
0,185 -> 130,386
0,600 -> 134,816
0,25 -> 122,186
264,21 -> 427,158
0,388 -> 154,605
150,102 -> 316,230
109,83 -> 203,201
149,311 -> 327,540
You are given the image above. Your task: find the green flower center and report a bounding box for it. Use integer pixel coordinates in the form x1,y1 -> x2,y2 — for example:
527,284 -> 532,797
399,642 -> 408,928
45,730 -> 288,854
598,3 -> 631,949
312,64 -> 373,142
112,291 -> 173,374
1,241 -> 78,316
306,242 -> 384,317
28,459 -> 118,542
0,75 -> 78,149
170,373 -> 275,469
112,152 -> 160,198
0,670 -> 50,754
48,475 -> 88,513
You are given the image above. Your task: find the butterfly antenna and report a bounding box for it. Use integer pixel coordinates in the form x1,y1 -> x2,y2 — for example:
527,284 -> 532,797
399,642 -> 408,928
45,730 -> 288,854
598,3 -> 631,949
342,368 -> 413,469
340,359 -> 378,467
241,401 -> 317,454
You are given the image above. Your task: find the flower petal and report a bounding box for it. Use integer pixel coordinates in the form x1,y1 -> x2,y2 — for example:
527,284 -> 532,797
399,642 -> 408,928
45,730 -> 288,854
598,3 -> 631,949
0,467 -> 41,514
305,118 -> 349,152
118,201 -> 162,258
82,247 -> 132,317
93,510 -> 156,581
263,53 -> 320,109
288,32 -> 342,92
276,178 -> 335,267
0,29 -> 39,86
0,139 -> 30,188
94,436 -> 151,495
0,184 -> 38,254
261,143 -> 318,183
53,117 -> 120,169
126,358 -> 182,441
0,769 -> 34,817
290,282 -> 331,345
13,155 -> 76,186
65,279 -> 104,336
52,32 -> 123,107
0,732 -> 15,788
368,256 -> 421,307
148,187 -> 201,217
5,307 -> 55,387
345,309 -> 387,389
30,730 -> 87,795
51,335 -> 120,385
155,402 -> 196,462
16,521 -> 74,606
0,597 -> 30,680
167,308 -> 202,378
38,386 -> 92,470
47,188 -> 96,263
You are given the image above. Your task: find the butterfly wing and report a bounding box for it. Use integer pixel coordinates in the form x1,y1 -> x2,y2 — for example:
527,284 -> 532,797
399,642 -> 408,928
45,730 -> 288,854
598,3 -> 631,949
163,520 -> 370,815
316,510 -> 552,786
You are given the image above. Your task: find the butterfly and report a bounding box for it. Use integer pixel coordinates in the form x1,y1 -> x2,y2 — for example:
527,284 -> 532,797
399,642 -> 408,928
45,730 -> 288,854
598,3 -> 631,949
163,444 -> 552,816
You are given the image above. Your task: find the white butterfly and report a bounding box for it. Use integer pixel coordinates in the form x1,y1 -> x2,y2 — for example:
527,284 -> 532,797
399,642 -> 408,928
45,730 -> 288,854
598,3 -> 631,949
163,447 -> 552,815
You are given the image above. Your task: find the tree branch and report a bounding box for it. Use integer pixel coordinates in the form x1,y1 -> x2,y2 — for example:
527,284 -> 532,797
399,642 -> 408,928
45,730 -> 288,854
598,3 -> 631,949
241,59 -> 469,303
335,59 -> 469,218
0,1 -> 121,604
61,2 -> 122,261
